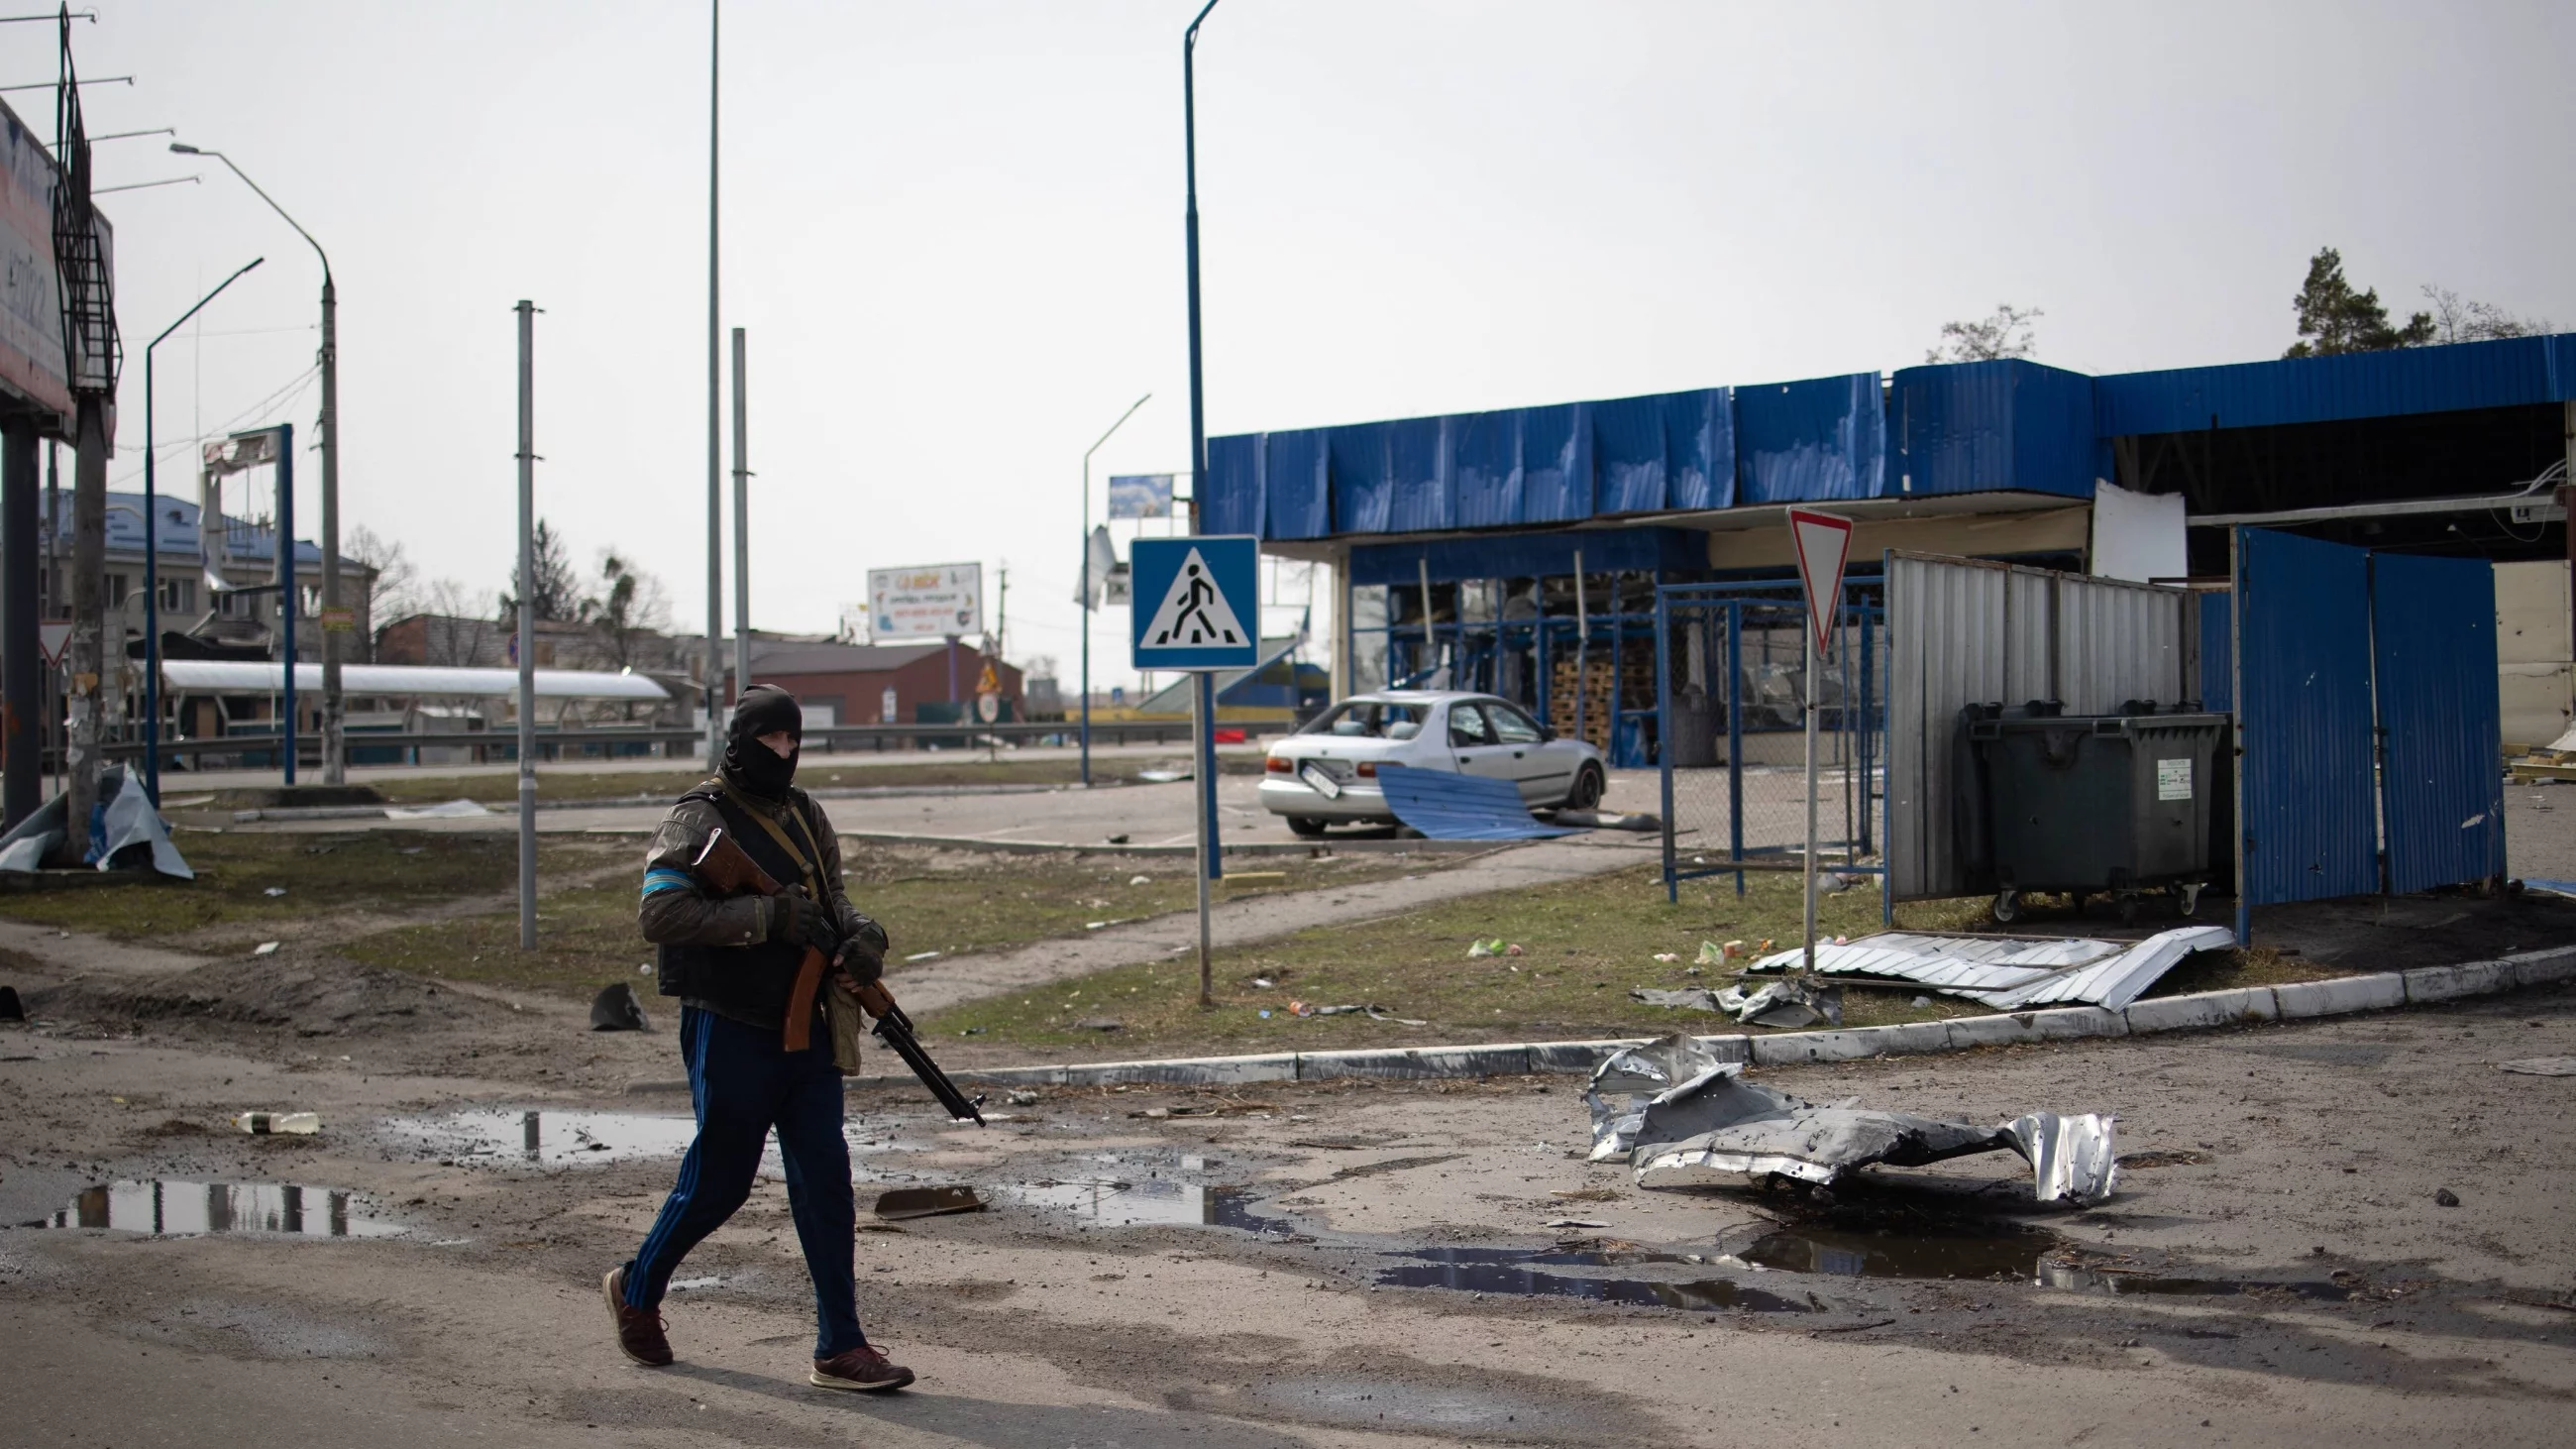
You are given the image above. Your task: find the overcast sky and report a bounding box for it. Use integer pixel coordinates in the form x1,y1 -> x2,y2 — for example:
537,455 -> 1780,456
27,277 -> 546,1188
54,0 -> 2576,686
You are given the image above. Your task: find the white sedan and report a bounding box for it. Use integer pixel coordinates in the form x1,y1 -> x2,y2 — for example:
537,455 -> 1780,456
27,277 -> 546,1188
1257,690 -> 1607,836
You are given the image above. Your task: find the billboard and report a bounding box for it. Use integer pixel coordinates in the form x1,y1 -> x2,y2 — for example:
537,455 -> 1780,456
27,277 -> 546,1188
1107,474 -> 1173,519
868,562 -> 983,639
0,98 -> 82,431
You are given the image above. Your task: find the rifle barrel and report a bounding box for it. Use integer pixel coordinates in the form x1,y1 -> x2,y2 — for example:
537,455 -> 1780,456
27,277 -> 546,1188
874,1016 -> 986,1126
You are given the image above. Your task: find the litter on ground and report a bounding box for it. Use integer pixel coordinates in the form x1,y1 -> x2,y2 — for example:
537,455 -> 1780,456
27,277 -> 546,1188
1740,925 -> 2234,1011
1584,1035 -> 2118,1203
2499,1057 -> 2576,1076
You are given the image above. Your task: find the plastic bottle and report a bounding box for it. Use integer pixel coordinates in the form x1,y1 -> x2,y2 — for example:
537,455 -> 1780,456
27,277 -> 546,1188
234,1111 -> 321,1135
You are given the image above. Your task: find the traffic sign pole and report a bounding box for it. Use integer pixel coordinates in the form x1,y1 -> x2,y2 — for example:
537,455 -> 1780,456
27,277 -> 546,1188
1787,508 -> 1854,976
1130,535 -> 1259,1011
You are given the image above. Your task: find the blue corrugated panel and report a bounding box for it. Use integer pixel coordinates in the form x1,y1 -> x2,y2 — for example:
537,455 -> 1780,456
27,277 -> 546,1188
1385,415 -> 1451,532
2196,591 -> 2232,712
1663,388 -> 1734,510
1449,409 -> 1523,529
2372,553 -> 2505,893
2094,333 -> 2576,437
1349,526 -> 1703,588
1519,402 -> 1592,522
1736,372 -> 1884,504
1263,429 -> 1331,540
1329,422 -> 1391,535
1590,394 -> 1666,515
1888,360 -> 2095,499
2235,528 -> 2379,905
1374,764 -> 1584,840
1201,433 -> 1264,536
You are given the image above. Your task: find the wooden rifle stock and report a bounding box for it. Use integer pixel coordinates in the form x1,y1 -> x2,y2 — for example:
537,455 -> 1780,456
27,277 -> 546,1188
691,829 -> 985,1125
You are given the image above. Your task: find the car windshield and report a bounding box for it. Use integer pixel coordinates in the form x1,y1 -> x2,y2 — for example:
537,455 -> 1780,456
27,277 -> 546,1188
1303,700 -> 1430,740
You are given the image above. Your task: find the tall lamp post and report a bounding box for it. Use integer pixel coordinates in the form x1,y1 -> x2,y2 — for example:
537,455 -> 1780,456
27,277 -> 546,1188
1078,392 -> 1149,788
142,257 -> 263,807
170,141 -> 345,786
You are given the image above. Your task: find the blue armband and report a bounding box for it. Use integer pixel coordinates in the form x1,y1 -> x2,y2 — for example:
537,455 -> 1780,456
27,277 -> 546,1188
640,867 -> 695,898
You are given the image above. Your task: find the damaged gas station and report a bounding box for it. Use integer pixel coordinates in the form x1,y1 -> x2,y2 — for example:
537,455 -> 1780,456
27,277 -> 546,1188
7,7 -> 2576,1447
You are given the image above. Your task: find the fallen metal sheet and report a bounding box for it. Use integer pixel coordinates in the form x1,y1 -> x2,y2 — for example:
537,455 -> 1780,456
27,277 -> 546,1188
1629,987 -> 1724,1012
1375,764 -> 1586,841
1585,1034 -> 2118,1203
385,798 -> 490,821
1713,978 -> 1843,1028
1742,926 -> 2233,1011
2499,1057 -> 2576,1076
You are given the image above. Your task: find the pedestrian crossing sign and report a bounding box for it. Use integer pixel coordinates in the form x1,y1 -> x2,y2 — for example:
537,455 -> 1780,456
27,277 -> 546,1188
1130,535 -> 1259,670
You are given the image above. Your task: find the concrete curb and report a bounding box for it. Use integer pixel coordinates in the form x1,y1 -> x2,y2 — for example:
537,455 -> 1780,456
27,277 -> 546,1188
795,943 -> 2576,1094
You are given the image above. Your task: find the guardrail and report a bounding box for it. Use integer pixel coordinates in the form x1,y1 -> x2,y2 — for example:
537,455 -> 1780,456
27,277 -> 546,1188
93,719 -> 1285,767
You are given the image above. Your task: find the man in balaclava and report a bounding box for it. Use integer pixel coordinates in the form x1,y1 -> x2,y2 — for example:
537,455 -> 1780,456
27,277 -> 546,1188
603,684 -> 911,1392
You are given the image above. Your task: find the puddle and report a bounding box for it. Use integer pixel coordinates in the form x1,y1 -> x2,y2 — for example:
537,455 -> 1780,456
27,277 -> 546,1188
1376,1246 -> 1815,1312
1739,1222 -> 2062,1281
376,1109 -> 917,1182
377,1109 -> 701,1167
2039,1265 -> 2352,1301
1004,1178 -> 1284,1231
46,1180 -> 406,1238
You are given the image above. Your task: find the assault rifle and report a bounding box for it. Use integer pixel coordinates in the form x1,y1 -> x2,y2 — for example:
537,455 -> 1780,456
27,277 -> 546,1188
691,828 -> 987,1126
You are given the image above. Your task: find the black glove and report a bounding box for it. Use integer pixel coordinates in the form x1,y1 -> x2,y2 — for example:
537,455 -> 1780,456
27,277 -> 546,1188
766,892 -> 822,947
833,933 -> 885,988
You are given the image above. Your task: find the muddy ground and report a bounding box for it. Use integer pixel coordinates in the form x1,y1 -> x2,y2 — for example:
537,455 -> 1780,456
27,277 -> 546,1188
2,919 -> 2572,1447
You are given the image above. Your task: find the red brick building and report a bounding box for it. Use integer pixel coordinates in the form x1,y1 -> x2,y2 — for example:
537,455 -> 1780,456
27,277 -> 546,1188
725,640 -> 1021,725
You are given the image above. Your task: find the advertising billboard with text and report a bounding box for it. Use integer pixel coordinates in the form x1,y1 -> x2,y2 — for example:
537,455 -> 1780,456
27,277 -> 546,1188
867,562 -> 983,639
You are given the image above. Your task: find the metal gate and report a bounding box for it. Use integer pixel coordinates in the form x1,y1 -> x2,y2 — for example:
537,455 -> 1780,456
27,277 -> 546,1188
2371,553 -> 2506,894
1656,583 -> 1882,903
2232,527 -> 2506,937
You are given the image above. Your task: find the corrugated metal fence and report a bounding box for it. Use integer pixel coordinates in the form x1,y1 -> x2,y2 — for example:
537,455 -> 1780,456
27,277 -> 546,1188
1885,553 -> 2192,901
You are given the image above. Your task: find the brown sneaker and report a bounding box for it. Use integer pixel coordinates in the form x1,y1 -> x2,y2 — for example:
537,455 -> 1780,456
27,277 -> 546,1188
602,1267 -> 673,1367
809,1343 -> 914,1393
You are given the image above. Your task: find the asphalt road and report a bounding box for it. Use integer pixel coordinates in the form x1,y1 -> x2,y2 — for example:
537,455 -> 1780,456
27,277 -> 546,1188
1,958 -> 2569,1448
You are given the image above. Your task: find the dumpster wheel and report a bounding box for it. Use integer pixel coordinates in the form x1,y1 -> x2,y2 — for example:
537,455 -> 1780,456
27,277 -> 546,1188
1991,889 -> 2021,924
2175,882 -> 2202,918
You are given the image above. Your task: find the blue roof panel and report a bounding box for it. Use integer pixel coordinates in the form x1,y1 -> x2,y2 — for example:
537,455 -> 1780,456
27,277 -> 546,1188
2094,333 -> 2576,437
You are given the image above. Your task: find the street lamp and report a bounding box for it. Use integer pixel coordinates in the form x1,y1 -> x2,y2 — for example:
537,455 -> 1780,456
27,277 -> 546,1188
171,140 -> 347,785
143,257 -> 264,807
1079,392 -> 1150,788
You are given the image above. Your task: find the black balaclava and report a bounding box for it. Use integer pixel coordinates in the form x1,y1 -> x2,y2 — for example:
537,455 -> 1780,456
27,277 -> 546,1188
721,684 -> 804,800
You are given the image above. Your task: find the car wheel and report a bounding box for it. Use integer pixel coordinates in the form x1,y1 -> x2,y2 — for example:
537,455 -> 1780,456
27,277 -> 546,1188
1285,817 -> 1329,838
1563,763 -> 1605,811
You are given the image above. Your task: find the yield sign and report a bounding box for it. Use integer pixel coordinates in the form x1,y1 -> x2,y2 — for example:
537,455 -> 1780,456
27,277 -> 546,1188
1787,507 -> 1855,660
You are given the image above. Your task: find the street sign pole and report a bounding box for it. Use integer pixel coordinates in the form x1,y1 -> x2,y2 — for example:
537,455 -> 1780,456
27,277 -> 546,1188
1787,508 -> 1854,976
1131,534 -> 1259,1011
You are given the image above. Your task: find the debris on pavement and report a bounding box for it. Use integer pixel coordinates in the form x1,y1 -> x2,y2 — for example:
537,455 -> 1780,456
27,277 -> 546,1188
1133,768 -> 1190,784
1376,765 -> 1587,841
252,942 -> 281,956
1584,1035 -> 2119,1203
1127,874 -> 1152,886
1741,925 -> 2235,1011
1629,987 -> 1725,1012
1719,977 -> 1845,1028
2500,1057 -> 2576,1076
0,984 -> 21,1021
1005,1088 -> 1041,1106
235,1111 -> 322,1136
588,982 -> 651,1033
1548,809 -> 1660,831
2434,1188 -> 2462,1207
873,1185 -> 986,1220
1541,1218 -> 1609,1229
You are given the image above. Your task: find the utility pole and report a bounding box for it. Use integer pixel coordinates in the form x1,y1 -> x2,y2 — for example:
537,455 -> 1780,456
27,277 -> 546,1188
730,326 -> 749,707
0,420 -> 34,835
515,300 -> 538,949
1183,0 -> 1220,536
702,0 -> 724,767
318,270 -> 343,781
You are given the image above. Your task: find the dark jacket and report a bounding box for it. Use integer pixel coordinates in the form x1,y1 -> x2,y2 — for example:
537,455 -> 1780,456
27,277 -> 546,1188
637,780 -> 886,1033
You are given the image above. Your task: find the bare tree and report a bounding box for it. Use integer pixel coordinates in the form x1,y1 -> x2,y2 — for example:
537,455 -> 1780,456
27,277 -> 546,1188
1926,303 -> 2042,364
587,550 -> 673,671
344,524 -> 415,655
419,578 -> 494,666
2421,285 -> 2551,345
